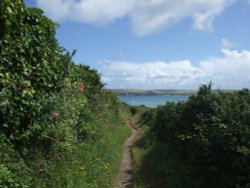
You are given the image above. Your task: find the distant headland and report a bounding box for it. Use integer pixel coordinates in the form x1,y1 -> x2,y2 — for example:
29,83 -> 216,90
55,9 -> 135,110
107,89 -> 197,96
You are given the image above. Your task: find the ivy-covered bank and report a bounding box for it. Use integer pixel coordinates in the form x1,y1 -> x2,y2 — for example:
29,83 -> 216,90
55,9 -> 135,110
0,0 -> 130,187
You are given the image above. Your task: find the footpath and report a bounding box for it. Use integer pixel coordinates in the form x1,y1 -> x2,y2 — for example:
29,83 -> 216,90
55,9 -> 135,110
116,119 -> 138,188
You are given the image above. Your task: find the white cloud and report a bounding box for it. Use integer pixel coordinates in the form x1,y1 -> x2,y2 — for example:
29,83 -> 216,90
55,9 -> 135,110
100,49 -> 250,89
37,0 -> 136,24
36,0 -> 235,36
221,38 -> 233,49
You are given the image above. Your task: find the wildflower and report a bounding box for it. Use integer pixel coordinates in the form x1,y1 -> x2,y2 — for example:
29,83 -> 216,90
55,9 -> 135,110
79,82 -> 84,88
78,82 -> 85,93
52,112 -> 59,119
78,87 -> 84,93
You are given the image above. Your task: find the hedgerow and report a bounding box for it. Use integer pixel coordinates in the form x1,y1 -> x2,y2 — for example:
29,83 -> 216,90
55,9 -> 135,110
0,1 -> 130,187
151,84 -> 250,187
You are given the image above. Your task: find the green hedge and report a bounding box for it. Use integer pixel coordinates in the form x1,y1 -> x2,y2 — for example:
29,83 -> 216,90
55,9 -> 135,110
0,1 -> 129,187
152,84 -> 250,187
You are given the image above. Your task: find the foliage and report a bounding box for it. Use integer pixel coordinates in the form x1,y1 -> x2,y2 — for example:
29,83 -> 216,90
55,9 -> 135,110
151,84 -> 250,187
0,1 -> 130,187
0,0 -> 69,143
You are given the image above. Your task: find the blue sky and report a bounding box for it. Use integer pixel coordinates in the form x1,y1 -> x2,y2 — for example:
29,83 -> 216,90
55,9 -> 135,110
24,0 -> 250,89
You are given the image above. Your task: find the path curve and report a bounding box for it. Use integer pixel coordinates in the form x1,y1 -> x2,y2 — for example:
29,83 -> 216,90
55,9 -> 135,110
116,119 -> 138,188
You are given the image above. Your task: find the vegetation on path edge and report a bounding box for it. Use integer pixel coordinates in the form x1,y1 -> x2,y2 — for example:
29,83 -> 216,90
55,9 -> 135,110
131,84 -> 250,188
0,1 -> 131,187
1,1 -> 249,188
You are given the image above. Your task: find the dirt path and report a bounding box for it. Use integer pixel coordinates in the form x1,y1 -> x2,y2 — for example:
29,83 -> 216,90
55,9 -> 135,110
116,119 -> 138,188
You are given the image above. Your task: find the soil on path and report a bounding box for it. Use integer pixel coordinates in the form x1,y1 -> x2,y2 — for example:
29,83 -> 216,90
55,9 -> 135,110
116,119 -> 138,188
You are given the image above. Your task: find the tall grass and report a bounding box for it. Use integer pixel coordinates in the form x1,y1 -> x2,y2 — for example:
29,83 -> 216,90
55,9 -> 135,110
32,103 -> 132,188
50,120 -> 131,188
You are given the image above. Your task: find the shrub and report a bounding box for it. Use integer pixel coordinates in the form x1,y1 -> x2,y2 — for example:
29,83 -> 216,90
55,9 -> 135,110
152,84 -> 250,187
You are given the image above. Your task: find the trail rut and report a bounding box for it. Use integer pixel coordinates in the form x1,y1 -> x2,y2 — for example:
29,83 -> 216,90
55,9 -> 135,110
116,119 -> 138,188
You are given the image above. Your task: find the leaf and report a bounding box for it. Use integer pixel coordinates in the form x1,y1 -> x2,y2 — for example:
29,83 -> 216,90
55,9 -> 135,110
6,7 -> 12,14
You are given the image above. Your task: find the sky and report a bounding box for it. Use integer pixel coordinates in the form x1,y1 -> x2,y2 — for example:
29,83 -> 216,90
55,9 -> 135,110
24,0 -> 250,90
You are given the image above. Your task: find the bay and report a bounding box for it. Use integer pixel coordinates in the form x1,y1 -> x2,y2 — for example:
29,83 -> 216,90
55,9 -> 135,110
119,94 -> 190,108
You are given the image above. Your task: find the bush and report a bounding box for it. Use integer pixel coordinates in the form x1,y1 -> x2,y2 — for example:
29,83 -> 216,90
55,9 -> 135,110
0,1 -> 130,187
152,84 -> 250,187
0,0 -> 68,144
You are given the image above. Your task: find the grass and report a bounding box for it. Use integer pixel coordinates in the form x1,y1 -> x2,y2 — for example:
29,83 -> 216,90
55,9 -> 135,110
29,103 -> 132,188
51,122 -> 131,188
131,107 -> 193,188
133,133 -> 195,188
52,108 -> 131,188
133,141 -> 194,188
0,90 -> 133,187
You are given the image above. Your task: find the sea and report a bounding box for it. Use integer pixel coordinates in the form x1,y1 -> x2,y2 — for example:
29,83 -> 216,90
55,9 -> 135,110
119,94 -> 190,108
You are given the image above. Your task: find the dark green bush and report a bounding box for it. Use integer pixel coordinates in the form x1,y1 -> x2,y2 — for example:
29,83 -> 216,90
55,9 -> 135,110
152,84 -> 250,187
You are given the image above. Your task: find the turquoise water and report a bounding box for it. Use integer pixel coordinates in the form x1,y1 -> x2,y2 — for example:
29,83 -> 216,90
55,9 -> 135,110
119,95 -> 190,108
